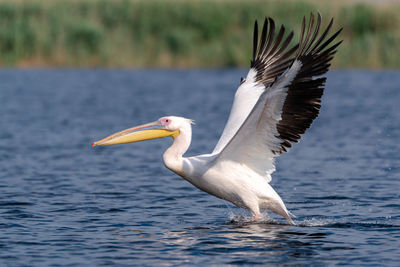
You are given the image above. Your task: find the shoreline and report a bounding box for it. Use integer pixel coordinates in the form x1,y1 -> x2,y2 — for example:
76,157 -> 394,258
0,0 -> 398,68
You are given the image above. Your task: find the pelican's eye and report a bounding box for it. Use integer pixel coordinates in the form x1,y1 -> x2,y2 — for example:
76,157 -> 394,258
240,77 -> 246,84
160,118 -> 171,126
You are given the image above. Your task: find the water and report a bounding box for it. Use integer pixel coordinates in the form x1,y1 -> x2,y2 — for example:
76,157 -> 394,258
0,69 -> 399,266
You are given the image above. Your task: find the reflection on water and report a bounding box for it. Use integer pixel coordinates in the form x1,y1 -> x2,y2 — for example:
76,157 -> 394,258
0,69 -> 399,266
160,221 -> 332,265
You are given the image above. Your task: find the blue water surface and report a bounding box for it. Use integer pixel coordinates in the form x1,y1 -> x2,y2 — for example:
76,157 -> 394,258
0,69 -> 399,266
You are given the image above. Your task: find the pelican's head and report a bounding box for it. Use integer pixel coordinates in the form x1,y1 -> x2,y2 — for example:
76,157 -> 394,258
159,116 -> 194,131
92,116 -> 192,147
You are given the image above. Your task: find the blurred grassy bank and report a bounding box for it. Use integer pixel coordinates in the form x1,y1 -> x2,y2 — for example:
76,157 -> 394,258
0,0 -> 399,68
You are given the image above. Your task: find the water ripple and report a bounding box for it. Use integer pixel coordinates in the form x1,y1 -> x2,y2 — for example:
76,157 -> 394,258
0,69 -> 399,266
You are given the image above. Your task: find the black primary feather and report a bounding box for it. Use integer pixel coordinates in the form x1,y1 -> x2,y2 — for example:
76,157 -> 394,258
273,12 -> 343,153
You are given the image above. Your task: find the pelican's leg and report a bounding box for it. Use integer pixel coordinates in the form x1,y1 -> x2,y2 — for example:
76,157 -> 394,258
253,212 -> 263,222
250,206 -> 262,222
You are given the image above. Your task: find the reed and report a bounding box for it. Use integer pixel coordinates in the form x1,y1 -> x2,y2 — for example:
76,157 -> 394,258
0,0 -> 398,68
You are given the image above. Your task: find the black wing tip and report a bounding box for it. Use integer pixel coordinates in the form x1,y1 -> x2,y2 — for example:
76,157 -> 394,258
296,12 -> 342,64
251,13 -> 342,83
251,19 -> 259,67
274,12 -> 342,154
251,16 -> 300,85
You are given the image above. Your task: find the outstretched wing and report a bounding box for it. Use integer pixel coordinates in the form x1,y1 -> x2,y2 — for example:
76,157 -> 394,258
214,13 -> 342,181
212,17 -> 299,155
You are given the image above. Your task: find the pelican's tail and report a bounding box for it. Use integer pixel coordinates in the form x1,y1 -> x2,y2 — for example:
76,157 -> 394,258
260,184 -> 294,224
269,201 -> 294,224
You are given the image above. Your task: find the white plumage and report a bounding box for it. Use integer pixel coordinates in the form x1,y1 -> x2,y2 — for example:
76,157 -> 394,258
93,13 -> 342,223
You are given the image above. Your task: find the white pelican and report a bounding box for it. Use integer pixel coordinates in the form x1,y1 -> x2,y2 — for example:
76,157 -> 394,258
93,13 -> 342,223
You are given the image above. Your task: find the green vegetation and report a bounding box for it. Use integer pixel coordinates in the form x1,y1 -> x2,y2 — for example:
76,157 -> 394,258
0,0 -> 399,68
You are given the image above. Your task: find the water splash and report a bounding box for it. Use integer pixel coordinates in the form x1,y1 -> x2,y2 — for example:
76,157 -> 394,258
228,211 -> 277,224
295,217 -> 337,227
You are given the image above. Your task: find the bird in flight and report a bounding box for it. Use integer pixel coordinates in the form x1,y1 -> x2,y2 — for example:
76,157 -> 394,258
93,13 -> 342,223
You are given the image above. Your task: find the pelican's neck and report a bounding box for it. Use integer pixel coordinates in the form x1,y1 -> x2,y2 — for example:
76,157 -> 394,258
163,124 -> 192,176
